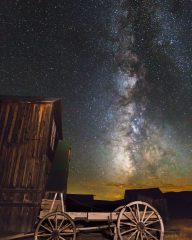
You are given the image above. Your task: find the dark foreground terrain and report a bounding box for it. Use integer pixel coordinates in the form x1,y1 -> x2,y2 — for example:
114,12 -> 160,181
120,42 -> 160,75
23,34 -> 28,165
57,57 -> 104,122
1,219 -> 192,240
76,219 -> 192,240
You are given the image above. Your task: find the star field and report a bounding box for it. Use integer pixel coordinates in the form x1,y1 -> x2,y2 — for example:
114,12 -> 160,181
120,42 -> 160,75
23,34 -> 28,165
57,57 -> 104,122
0,0 -> 192,199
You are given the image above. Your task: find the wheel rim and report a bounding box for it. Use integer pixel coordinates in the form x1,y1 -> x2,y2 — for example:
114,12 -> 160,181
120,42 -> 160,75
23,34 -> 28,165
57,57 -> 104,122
117,201 -> 164,240
114,205 -> 124,212
34,211 -> 76,240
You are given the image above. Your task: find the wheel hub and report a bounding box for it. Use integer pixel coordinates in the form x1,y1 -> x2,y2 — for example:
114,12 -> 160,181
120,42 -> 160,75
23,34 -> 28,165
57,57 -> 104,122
136,222 -> 145,232
51,230 -> 60,239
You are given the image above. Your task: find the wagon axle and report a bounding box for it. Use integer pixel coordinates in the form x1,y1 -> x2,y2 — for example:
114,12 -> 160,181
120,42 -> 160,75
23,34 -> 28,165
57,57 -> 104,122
51,230 -> 60,239
137,222 -> 146,232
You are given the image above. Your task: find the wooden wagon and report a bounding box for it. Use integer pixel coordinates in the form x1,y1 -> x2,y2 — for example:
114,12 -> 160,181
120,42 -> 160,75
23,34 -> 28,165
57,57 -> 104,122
34,192 -> 164,240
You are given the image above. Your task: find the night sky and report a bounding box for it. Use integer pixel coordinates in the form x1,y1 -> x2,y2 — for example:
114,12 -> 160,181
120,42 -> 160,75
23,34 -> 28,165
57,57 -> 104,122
0,0 -> 192,200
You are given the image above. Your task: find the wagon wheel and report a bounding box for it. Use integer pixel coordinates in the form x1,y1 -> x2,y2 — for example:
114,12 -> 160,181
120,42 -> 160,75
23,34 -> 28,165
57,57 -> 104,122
117,201 -> 164,240
114,205 -> 124,212
34,211 -> 76,240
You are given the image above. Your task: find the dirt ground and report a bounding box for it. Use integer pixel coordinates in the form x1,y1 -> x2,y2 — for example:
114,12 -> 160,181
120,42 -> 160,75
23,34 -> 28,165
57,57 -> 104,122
76,219 -> 192,239
76,221 -> 192,240
164,219 -> 192,240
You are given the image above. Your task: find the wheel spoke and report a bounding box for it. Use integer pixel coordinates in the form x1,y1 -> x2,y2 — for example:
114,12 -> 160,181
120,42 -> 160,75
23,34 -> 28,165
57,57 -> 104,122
136,231 -> 140,240
55,212 -> 58,229
146,227 -> 161,232
141,205 -> 147,222
127,230 -> 138,240
123,213 -> 137,225
37,233 -> 52,237
145,219 -> 160,226
143,231 -> 149,240
140,232 -> 144,240
136,204 -> 140,222
48,218 -> 54,230
58,217 -> 65,230
59,236 -> 66,240
121,227 -> 136,235
120,221 -> 136,227
144,211 -> 155,223
128,206 -> 138,222
60,232 -> 74,236
47,237 -> 52,240
59,223 -> 72,232
145,230 -> 158,240
40,224 -> 52,233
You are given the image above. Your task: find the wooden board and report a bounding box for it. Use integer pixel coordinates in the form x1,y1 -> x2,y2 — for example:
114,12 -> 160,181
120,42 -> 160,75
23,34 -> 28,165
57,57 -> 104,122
39,211 -> 157,221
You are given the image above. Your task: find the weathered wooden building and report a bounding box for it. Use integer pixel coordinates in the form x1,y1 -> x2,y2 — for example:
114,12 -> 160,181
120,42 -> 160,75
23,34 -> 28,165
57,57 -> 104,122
0,96 -> 63,233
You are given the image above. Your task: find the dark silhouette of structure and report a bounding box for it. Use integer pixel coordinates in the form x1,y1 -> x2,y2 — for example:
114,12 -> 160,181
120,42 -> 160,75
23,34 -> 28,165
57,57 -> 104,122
124,188 -> 168,220
164,191 -> 192,218
65,194 -> 94,212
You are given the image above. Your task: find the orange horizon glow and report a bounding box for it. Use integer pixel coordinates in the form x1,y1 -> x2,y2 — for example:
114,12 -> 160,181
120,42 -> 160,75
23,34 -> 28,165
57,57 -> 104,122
68,180 -> 192,200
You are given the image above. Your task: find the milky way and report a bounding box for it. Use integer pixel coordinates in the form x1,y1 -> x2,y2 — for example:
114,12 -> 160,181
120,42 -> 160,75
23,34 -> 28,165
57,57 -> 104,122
106,0 -> 192,196
0,0 -> 191,199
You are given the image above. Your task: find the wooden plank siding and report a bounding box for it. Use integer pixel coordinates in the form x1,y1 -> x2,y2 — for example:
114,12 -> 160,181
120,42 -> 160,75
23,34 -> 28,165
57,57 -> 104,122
0,96 -> 63,234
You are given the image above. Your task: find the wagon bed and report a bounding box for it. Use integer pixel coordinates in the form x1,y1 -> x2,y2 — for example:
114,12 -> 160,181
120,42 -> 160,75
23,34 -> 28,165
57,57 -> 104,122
34,193 -> 164,240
